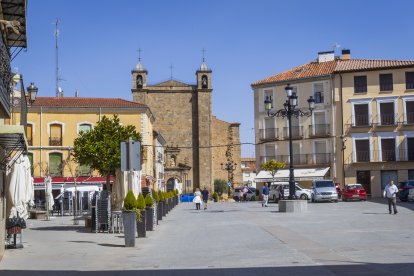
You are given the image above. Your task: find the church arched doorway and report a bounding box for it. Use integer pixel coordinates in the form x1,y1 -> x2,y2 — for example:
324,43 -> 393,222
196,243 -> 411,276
167,178 -> 176,192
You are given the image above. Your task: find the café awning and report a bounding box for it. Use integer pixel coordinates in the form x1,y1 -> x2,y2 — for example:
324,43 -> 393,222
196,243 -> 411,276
0,125 -> 28,170
255,167 -> 330,182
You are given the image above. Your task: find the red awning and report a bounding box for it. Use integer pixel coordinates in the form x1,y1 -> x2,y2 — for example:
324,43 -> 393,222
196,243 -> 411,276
33,176 -> 114,186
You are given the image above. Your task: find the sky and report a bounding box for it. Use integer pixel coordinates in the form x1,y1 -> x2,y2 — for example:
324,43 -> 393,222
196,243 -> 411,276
12,0 -> 414,157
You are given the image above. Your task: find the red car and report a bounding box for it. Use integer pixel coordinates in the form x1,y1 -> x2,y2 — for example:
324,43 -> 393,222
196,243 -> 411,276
342,184 -> 367,201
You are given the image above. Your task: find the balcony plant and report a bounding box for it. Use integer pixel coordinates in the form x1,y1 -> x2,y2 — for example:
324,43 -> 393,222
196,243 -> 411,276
145,194 -> 154,231
122,190 -> 137,247
136,193 -> 146,238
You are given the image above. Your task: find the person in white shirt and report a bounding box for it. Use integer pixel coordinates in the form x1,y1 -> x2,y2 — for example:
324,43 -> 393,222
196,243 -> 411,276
383,180 -> 398,214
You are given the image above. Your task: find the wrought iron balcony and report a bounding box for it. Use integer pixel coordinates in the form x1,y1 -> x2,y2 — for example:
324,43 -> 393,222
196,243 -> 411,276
259,128 -> 279,140
282,126 -> 303,140
375,113 -> 398,126
49,137 -> 62,146
402,112 -> 414,125
277,153 -> 331,165
0,33 -> 11,116
309,124 -> 330,137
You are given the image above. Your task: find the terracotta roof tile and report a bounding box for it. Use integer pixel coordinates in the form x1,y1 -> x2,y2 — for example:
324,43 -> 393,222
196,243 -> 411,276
252,60 -> 337,86
335,59 -> 414,72
31,97 -> 147,108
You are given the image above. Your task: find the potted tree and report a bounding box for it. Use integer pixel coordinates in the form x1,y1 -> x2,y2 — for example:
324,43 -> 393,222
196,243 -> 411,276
152,191 -> 160,224
122,191 -> 137,247
157,190 -> 165,219
145,194 -> 154,231
136,193 -> 146,238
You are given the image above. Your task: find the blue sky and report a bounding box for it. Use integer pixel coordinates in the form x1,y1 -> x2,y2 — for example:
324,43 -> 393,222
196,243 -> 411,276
12,0 -> 414,157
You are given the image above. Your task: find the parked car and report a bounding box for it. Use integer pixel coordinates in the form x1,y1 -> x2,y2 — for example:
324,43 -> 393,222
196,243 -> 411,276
398,180 -> 414,202
341,184 -> 367,201
311,180 -> 338,203
269,182 -> 311,202
233,187 -> 256,201
407,188 -> 414,201
335,183 -> 342,199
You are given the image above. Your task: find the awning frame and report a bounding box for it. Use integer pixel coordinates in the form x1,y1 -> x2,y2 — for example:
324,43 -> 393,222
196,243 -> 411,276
0,125 -> 28,171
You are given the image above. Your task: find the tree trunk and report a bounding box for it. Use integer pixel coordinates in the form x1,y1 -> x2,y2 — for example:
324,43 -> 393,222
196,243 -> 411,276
106,174 -> 111,192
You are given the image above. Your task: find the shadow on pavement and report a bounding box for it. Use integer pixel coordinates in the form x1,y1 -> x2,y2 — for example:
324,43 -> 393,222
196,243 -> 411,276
29,226 -> 88,232
1,263 -> 414,276
368,198 -> 414,211
97,243 -> 125,248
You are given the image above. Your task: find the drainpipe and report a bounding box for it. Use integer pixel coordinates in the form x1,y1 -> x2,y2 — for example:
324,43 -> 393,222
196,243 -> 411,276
330,74 -> 336,182
339,73 -> 345,185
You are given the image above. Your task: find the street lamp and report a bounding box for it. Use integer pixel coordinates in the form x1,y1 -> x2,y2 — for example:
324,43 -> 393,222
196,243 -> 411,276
264,84 -> 315,199
27,82 -> 38,104
221,161 -> 237,197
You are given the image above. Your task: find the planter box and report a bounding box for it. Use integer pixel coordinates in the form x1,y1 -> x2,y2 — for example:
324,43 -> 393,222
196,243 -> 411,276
278,200 -> 308,213
145,207 -> 154,231
137,209 -> 146,238
122,211 -> 136,247
157,202 -> 163,221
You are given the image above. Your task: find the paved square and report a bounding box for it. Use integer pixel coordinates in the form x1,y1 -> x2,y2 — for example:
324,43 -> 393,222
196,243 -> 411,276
1,199 -> 413,275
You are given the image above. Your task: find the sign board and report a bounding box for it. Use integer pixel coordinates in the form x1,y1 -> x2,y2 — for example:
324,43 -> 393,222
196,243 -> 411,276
121,140 -> 141,171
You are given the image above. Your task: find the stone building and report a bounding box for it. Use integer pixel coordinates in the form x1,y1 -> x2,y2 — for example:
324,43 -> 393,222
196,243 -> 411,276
131,60 -> 241,192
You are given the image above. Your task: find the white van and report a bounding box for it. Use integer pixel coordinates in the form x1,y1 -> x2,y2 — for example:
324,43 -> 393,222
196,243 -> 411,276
269,182 -> 311,202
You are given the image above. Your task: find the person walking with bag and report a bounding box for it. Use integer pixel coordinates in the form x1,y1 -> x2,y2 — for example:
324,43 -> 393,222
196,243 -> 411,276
193,188 -> 202,210
383,180 -> 398,215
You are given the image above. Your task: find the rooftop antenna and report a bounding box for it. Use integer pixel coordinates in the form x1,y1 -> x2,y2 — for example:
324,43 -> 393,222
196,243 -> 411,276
332,42 -> 341,55
54,18 -> 61,97
169,63 -> 174,80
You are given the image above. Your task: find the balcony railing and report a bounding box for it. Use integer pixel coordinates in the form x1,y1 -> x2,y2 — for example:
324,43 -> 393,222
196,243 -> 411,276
277,153 -> 331,165
352,115 -> 372,127
355,151 -> 370,162
402,112 -> 414,125
0,33 -> 11,115
49,137 -> 62,146
259,128 -> 279,140
309,124 -> 330,137
375,113 -> 398,126
282,126 -> 303,140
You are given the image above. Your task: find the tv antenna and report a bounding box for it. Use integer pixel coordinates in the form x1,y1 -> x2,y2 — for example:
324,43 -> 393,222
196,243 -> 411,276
54,18 -> 64,97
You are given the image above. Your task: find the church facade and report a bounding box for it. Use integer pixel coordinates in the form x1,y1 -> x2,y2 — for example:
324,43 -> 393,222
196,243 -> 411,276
131,61 -> 241,193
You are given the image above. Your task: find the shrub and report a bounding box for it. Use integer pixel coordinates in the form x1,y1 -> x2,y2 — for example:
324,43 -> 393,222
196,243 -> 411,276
250,195 -> 256,201
158,190 -> 164,202
145,193 -> 154,207
152,191 -> 160,203
123,190 -> 137,211
214,179 -> 228,195
212,192 -> 219,202
136,193 -> 146,210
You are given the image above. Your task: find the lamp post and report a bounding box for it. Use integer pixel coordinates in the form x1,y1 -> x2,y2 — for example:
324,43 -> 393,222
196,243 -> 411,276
221,161 -> 237,198
27,82 -> 38,104
264,84 -> 315,199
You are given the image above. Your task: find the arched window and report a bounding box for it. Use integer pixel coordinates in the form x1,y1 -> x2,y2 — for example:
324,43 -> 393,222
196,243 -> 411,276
50,124 -> 62,146
201,75 -> 208,88
136,75 -> 143,88
79,123 -> 92,134
27,124 -> 33,146
49,152 -> 63,176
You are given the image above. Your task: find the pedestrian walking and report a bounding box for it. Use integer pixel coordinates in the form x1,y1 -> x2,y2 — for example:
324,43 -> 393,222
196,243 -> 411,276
238,188 -> 243,202
278,184 -> 284,201
193,188 -> 202,210
262,183 -> 269,207
383,180 -> 398,214
243,186 -> 248,202
201,187 -> 209,210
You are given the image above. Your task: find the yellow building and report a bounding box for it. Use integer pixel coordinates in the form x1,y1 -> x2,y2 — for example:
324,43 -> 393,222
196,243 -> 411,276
14,96 -> 156,191
336,54 -> 414,197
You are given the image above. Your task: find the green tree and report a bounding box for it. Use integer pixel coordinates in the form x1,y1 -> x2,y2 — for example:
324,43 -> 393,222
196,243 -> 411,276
72,115 -> 141,192
214,179 -> 228,196
261,160 -> 285,185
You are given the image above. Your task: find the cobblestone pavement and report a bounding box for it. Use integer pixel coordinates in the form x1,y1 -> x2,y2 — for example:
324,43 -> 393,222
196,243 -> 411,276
1,199 -> 414,275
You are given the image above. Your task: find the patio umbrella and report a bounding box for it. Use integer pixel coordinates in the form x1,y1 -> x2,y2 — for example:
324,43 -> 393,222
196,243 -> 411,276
6,155 -> 27,219
113,169 -> 127,210
44,175 -> 54,212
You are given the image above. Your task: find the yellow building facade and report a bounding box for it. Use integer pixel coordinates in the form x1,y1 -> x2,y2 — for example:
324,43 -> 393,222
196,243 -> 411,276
14,97 -> 155,188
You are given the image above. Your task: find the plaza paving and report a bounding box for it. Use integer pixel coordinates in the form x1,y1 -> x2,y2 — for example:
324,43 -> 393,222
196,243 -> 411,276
1,199 -> 414,275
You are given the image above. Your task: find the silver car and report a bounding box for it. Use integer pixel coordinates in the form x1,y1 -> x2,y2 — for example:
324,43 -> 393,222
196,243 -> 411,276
269,182 -> 311,202
311,180 -> 338,203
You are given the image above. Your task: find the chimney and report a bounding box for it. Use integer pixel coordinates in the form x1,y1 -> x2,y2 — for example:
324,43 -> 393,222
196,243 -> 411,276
318,51 -> 335,62
342,49 -> 351,60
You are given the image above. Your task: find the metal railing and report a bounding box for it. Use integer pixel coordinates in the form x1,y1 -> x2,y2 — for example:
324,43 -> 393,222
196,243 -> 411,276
282,126 -> 303,140
402,112 -> 414,125
259,128 -> 279,140
277,153 -> 331,165
352,114 -> 372,127
0,31 -> 11,115
49,137 -> 63,146
309,124 -> 330,137
377,113 -> 397,126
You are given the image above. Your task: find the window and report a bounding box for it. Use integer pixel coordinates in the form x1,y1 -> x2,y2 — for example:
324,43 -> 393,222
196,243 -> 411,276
50,124 -> 62,146
381,138 -> 396,161
406,72 -> 414,90
406,101 -> 414,124
407,137 -> 414,161
264,90 -> 273,109
49,153 -> 63,176
27,124 -> 33,146
263,117 -> 276,139
380,74 -> 393,91
354,76 -> 367,93
355,140 -> 370,162
79,164 -> 91,176
354,104 -> 370,126
379,102 -> 395,125
79,123 -> 92,133
313,83 -> 324,103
